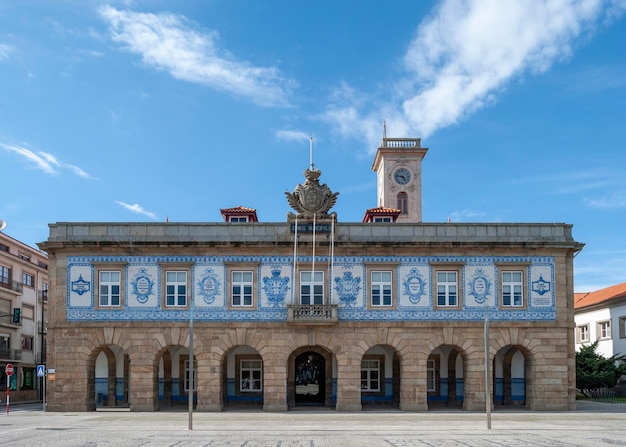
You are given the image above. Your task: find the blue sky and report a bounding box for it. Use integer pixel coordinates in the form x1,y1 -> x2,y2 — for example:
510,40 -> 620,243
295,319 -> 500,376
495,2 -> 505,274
1,0 -> 625,293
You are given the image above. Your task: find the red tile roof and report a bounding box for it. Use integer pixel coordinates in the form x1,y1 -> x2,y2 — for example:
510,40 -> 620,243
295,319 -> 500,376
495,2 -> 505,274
362,207 -> 401,222
574,281 -> 626,310
219,206 -> 258,222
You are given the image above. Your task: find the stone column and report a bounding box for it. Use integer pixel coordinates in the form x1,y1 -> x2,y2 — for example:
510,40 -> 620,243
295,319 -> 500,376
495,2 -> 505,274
335,353 -> 361,412
128,351 -> 158,412
263,351 -> 288,412
195,350 -> 222,411
399,352 -> 428,411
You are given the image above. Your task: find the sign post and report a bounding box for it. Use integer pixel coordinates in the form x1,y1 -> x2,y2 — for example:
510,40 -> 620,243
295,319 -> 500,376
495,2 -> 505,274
37,365 -> 46,411
5,363 -> 13,415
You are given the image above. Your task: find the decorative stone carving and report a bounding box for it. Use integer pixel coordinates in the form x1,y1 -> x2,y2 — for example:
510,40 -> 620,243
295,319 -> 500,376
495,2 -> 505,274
285,167 -> 339,220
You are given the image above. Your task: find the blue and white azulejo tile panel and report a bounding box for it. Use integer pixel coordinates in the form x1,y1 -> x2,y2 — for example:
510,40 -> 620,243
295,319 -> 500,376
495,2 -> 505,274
65,255 -> 557,322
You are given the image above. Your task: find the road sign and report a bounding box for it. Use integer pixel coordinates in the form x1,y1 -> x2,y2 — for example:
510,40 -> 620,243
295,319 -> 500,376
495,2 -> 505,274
37,365 -> 45,377
5,363 -> 13,376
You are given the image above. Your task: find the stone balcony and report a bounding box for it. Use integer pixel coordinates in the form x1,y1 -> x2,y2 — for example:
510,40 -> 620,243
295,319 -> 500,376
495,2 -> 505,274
287,304 -> 338,325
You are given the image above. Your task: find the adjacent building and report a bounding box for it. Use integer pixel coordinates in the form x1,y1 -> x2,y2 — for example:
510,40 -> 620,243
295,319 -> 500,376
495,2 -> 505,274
0,229 -> 48,403
574,282 -> 626,358
39,137 -> 584,412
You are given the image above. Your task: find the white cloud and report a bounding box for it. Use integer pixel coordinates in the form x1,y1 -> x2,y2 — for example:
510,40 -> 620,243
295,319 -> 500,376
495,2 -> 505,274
0,142 -> 95,179
98,6 -> 296,107
0,43 -> 10,61
584,192 -> 626,209
321,0 -> 625,150
275,130 -> 310,143
115,201 -> 158,220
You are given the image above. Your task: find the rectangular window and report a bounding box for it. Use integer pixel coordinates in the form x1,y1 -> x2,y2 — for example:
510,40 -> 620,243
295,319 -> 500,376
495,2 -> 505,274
502,271 -> 523,307
232,271 -> 253,307
99,271 -> 121,307
577,324 -> 589,343
300,271 -> 324,305
598,320 -> 611,340
373,217 -> 392,223
427,359 -> 436,392
166,271 -> 187,307
240,359 -> 262,392
22,272 -> 34,287
619,316 -> 626,339
361,359 -> 380,391
0,265 -> 9,285
229,216 -> 248,223
184,359 -> 197,392
21,336 -> 34,351
371,271 -> 392,306
437,271 -> 458,307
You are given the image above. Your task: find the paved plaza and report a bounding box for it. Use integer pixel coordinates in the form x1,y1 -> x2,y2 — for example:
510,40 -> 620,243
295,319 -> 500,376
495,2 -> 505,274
1,402 -> 625,447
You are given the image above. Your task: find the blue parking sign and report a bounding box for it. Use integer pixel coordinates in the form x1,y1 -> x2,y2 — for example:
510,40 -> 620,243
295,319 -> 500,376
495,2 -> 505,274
37,365 -> 45,377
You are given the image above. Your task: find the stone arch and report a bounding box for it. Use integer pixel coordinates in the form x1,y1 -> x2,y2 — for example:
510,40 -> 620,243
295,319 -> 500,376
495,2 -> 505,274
493,344 -> 533,409
152,343 -> 197,411
222,344 -> 264,410
287,345 -> 334,409
87,343 -> 129,410
427,343 -> 468,410
360,344 -> 400,409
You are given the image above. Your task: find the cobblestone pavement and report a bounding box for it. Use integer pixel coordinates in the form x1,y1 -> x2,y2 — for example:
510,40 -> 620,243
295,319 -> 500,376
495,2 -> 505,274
1,402 -> 625,447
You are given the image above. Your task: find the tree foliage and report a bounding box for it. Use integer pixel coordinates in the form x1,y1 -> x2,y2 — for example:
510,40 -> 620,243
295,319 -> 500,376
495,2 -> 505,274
576,340 -> 626,396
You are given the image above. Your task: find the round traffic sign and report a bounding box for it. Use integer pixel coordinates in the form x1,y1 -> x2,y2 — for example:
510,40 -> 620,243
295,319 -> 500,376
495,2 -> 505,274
5,363 -> 13,376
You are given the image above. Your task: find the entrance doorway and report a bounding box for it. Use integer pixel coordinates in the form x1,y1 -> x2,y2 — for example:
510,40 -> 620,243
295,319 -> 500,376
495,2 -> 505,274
295,351 -> 325,405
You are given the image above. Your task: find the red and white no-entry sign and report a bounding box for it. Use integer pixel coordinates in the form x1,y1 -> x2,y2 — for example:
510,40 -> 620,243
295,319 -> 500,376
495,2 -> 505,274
5,363 -> 13,376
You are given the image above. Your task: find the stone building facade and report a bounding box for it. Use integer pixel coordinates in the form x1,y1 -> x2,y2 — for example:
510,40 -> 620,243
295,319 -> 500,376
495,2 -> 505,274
39,138 -> 583,412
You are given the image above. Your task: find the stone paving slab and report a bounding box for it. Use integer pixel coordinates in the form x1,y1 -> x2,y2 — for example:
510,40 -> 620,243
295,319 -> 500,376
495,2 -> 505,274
0,402 -> 625,447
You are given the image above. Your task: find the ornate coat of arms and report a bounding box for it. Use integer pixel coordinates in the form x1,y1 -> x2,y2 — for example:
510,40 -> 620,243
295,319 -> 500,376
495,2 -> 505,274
285,167 -> 339,219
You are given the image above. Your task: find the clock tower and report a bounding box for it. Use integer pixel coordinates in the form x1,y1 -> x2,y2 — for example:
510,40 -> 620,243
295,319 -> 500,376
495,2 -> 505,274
371,137 -> 428,223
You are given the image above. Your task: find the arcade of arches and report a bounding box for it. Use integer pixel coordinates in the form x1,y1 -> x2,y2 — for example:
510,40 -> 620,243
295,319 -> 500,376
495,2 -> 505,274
66,325 -> 552,412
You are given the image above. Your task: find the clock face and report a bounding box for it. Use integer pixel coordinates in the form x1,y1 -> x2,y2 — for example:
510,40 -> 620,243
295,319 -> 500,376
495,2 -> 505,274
393,167 -> 412,185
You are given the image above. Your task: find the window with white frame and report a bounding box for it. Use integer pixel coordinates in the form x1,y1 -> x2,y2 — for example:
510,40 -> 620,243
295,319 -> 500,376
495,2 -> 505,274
240,359 -> 262,392
184,359 -> 196,392
598,320 -> 611,340
166,271 -> 187,307
231,271 -> 253,307
22,272 -> 34,287
0,265 -> 9,285
427,359 -> 436,392
371,271 -> 392,306
436,271 -> 458,307
361,359 -> 380,391
300,271 -> 324,305
229,216 -> 248,223
373,217 -> 392,223
502,271 -> 523,307
99,271 -> 121,307
577,324 -> 590,343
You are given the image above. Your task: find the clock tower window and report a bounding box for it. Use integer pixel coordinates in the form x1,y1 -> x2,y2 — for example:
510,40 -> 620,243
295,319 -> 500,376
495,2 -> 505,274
397,192 -> 408,215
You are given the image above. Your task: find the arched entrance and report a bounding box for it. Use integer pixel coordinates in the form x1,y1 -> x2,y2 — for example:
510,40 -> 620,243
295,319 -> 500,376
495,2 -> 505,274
222,345 -> 263,410
287,347 -> 334,409
156,345 -> 196,410
361,345 -> 400,409
295,351 -> 325,405
427,345 -> 465,409
494,346 -> 527,408
92,345 -> 129,409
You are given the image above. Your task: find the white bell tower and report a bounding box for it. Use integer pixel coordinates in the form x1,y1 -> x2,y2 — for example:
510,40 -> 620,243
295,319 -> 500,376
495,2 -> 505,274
371,137 -> 428,223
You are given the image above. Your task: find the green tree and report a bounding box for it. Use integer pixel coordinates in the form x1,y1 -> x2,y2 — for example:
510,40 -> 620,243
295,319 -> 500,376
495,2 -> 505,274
576,340 -> 626,397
